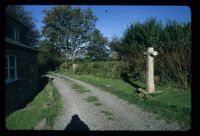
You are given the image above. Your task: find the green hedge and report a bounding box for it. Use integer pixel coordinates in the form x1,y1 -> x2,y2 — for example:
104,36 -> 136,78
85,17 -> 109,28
58,61 -> 147,83
59,61 -> 127,79
58,44 -> 191,89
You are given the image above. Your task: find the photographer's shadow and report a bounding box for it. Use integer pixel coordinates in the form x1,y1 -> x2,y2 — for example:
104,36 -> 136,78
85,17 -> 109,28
64,114 -> 90,131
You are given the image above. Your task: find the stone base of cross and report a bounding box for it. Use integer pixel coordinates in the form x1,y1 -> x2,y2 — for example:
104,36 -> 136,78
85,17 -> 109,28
144,47 -> 158,94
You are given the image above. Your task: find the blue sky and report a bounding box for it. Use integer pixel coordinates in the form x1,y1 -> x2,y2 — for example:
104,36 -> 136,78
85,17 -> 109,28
24,5 -> 191,40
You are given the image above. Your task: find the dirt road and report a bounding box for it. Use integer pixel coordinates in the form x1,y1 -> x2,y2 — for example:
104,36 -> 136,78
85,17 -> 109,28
46,73 -> 180,130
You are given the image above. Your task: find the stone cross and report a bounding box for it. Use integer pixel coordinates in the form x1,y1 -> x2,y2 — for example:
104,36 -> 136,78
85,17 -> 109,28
144,47 -> 158,93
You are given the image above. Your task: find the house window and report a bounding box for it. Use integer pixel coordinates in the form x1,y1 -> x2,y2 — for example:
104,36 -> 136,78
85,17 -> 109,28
5,55 -> 17,83
11,27 -> 20,42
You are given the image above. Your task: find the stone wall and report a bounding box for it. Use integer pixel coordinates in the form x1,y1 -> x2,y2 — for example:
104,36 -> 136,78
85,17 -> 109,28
5,42 -> 38,115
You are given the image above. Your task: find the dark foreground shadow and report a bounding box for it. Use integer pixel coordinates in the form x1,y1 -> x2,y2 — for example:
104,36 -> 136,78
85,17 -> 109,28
120,72 -> 145,92
64,114 -> 90,131
5,76 -> 49,116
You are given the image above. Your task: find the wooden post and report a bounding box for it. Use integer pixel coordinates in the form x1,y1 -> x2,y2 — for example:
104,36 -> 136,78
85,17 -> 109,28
145,47 -> 158,93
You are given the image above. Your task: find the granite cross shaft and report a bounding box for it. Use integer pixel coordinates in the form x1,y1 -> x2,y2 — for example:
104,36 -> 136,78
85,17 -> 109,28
144,47 -> 158,93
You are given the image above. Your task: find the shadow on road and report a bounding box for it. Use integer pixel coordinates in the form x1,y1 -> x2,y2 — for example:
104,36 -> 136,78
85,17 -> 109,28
64,114 -> 90,131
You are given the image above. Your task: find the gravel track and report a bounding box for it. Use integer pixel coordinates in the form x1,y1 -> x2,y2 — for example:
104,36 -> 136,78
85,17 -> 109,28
46,73 -> 181,130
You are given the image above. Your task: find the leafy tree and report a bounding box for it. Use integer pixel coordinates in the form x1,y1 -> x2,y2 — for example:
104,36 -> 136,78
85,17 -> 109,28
6,5 -> 40,47
114,17 -> 191,88
183,22 -> 191,41
109,36 -> 122,52
42,6 -> 97,63
160,20 -> 191,45
86,29 -> 109,61
38,40 -> 62,75
123,17 -> 162,49
109,36 -> 122,60
111,18 -> 161,61
115,17 -> 192,61
76,46 -> 87,60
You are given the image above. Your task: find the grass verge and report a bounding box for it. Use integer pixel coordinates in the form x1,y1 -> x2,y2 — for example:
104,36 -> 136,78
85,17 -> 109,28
85,96 -> 98,103
71,83 -> 90,94
6,80 -> 61,130
56,71 -> 191,130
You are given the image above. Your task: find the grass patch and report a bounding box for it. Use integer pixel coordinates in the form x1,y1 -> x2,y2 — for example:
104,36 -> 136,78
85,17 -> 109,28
101,110 -> 113,116
56,71 -> 191,130
71,83 -> 90,94
6,80 -> 61,130
94,102 -> 103,106
85,96 -> 98,103
107,117 -> 114,120
101,110 -> 114,121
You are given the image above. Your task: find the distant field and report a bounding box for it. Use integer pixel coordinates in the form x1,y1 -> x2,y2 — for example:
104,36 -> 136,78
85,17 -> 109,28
57,71 -> 191,130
